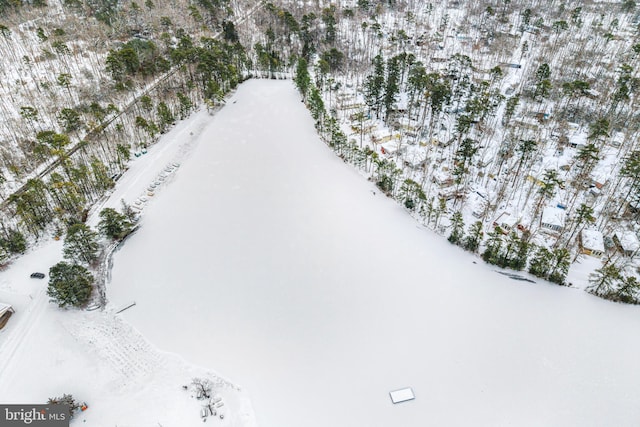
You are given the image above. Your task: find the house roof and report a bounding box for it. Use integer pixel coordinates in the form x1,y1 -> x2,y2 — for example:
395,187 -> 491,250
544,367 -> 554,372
541,206 -> 566,228
615,230 -> 640,252
0,303 -> 13,317
403,146 -> 427,166
432,170 -> 450,184
495,211 -> 518,228
380,140 -> 403,155
396,117 -> 421,129
581,229 -> 605,253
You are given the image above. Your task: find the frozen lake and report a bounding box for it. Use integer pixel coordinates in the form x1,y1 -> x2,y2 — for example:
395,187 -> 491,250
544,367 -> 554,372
110,80 -> 640,426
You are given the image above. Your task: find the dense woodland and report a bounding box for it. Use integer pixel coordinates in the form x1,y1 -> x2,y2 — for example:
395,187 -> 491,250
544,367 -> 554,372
1,0 -> 639,304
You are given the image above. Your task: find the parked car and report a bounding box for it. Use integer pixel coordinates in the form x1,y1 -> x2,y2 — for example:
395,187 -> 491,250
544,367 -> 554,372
30,272 -> 45,279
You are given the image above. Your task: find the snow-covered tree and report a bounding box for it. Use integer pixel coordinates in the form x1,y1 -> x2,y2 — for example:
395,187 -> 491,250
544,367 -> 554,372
588,264 -> 622,296
614,276 -> 639,304
63,224 -> 99,264
294,58 -> 311,101
533,63 -> 551,100
482,226 -> 504,265
462,221 -> 483,253
364,54 -> 385,118
548,248 -> 571,285
528,246 -> 552,279
98,208 -> 133,240
47,262 -> 94,307
448,211 -> 464,245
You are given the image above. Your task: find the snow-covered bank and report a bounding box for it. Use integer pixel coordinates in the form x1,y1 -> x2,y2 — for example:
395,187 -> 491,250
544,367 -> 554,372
0,102 -> 255,426
109,80 -> 640,427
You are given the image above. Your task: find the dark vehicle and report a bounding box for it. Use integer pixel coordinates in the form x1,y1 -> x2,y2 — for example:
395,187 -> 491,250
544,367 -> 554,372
30,272 -> 45,279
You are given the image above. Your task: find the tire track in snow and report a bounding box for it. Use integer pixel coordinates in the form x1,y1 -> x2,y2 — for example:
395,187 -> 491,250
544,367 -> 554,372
0,288 -> 48,378
62,312 -> 166,387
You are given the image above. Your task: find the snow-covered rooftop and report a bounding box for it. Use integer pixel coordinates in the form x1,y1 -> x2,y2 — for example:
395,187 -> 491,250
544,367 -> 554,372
389,387 -> 415,404
380,140 -> 404,156
581,229 -> 605,253
0,302 -> 12,317
591,146 -> 617,185
615,230 -> 640,252
403,145 -> 427,166
495,211 -> 518,229
541,206 -> 566,228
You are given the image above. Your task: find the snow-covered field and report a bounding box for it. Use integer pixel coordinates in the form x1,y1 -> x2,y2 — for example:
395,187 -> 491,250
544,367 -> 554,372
0,106 -> 255,426
106,80 -> 640,427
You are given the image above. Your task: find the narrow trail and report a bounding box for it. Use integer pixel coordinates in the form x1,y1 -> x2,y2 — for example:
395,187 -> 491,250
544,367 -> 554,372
0,287 -> 48,377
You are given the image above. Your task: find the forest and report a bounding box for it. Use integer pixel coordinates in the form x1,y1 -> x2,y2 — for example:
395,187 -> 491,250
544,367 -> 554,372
1,0 -> 639,304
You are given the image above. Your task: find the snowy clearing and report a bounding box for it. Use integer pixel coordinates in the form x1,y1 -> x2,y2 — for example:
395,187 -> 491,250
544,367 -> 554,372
0,102 -> 255,427
108,80 -> 640,427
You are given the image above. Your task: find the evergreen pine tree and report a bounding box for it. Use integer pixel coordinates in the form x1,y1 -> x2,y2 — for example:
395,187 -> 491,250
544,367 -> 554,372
383,56 -> 400,121
528,245 -> 553,278
588,264 -> 621,296
47,262 -> 94,307
482,227 -> 504,264
548,248 -> 570,285
98,208 -> 132,240
156,102 -> 174,132
448,211 -> 465,245
533,63 -> 552,100
63,224 -> 99,264
463,221 -> 483,252
614,276 -> 639,303
399,179 -> 425,210
364,54 -> 385,118
294,58 -> 311,101
499,231 -> 520,268
1,229 -> 26,254
620,150 -> 640,203
511,233 -> 530,270
307,87 -> 325,126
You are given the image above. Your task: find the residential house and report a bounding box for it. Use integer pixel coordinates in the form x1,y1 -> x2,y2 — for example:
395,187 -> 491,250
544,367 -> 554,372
613,231 -> 640,257
0,303 -> 15,329
541,206 -> 566,232
579,229 -> 605,257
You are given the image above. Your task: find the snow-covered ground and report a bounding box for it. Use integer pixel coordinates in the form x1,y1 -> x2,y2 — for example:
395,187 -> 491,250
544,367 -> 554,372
0,104 -> 255,426
105,80 -> 640,427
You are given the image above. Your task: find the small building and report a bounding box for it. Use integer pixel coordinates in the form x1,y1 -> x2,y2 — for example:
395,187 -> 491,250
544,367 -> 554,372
589,180 -> 605,198
568,139 -> 586,149
610,132 -> 625,147
432,171 -> 454,187
389,387 -> 415,404
613,231 -> 640,257
394,118 -> 422,133
379,141 -> 404,157
438,189 -> 465,201
541,206 -> 566,232
404,155 -> 427,170
526,174 -> 545,187
493,212 -> 518,234
339,102 -> 365,112
472,206 -> 485,219
579,229 -> 605,257
372,132 -> 397,144
0,303 -> 15,329
585,89 -> 600,99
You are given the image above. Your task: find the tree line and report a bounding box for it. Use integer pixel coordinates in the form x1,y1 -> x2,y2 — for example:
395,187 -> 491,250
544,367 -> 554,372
0,0 -> 251,262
